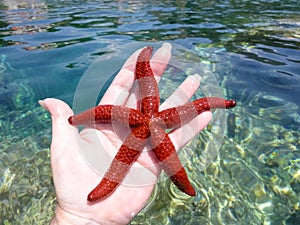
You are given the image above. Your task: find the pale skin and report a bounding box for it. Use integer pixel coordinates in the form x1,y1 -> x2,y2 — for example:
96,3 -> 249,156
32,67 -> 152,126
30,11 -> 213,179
40,43 -> 212,225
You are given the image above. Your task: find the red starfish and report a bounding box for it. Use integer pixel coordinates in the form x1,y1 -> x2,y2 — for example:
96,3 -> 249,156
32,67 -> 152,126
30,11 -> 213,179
68,46 -> 236,201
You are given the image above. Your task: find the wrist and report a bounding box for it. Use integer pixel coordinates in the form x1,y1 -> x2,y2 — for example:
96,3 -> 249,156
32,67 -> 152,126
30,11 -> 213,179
50,205 -> 100,225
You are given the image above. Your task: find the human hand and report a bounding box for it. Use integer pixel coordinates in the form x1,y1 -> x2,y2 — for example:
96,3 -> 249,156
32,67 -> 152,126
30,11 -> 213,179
40,43 -> 212,225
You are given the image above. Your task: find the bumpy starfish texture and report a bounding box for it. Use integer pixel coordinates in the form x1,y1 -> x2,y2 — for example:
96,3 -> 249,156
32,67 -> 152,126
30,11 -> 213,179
68,46 -> 236,201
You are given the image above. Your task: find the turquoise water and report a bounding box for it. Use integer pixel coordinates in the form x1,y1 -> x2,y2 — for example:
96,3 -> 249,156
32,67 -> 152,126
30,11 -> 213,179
0,0 -> 299,224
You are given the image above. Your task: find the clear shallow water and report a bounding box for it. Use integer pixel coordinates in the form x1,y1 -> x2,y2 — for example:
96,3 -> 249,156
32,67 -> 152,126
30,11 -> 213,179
0,0 -> 299,224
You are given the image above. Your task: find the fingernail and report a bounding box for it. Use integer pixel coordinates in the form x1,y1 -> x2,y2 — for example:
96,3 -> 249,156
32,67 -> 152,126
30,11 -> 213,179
190,73 -> 202,85
162,42 -> 172,51
38,99 -> 48,111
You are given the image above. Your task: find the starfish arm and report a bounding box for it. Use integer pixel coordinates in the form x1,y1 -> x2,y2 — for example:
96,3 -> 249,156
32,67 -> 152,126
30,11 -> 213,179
135,46 -> 160,118
68,105 -> 147,126
88,124 -> 150,201
158,97 -> 236,129
194,97 -> 236,110
149,120 -> 195,196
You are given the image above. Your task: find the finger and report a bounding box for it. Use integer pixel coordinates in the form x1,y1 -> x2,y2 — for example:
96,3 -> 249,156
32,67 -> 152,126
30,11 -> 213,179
122,48 -> 143,72
99,48 -> 142,105
99,70 -> 135,105
151,43 -> 172,80
169,111 -> 212,151
160,73 -> 202,110
38,98 -> 79,156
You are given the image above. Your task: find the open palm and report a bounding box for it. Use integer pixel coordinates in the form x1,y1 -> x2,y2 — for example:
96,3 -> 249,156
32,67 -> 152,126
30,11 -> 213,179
41,43 -> 212,225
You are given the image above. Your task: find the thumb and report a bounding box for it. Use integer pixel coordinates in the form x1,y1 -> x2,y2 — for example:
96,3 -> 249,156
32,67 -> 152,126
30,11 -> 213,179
39,98 -> 78,154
